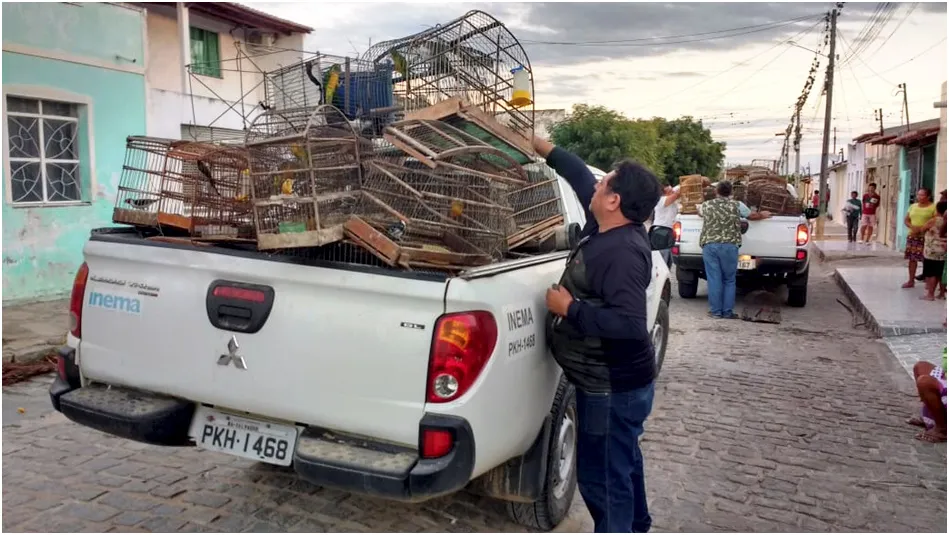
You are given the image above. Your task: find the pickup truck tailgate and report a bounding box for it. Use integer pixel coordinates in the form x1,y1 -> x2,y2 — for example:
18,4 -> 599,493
677,214 -> 803,258
78,239 -> 446,448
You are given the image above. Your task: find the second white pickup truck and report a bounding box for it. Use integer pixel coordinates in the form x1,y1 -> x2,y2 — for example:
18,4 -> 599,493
672,184 -> 819,307
49,163 -> 674,531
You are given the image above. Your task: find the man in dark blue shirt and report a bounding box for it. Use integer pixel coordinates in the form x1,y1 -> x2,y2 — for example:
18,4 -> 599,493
534,135 -> 662,533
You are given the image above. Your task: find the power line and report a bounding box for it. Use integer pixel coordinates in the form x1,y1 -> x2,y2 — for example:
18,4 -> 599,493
637,18 -> 825,110
862,2 -> 918,58
871,36 -> 947,76
836,30 -> 896,86
520,13 -> 823,45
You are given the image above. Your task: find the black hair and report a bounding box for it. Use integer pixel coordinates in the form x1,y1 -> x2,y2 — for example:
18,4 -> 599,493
851,191 -> 859,196
608,159 -> 662,223
920,187 -> 933,199
868,182 -> 877,188
716,180 -> 733,197
937,201 -> 947,215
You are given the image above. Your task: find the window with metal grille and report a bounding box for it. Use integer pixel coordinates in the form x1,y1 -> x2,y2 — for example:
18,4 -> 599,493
190,26 -> 221,78
5,96 -> 84,204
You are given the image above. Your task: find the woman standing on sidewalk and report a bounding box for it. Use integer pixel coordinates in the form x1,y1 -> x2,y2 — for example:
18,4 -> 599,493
903,188 -> 936,289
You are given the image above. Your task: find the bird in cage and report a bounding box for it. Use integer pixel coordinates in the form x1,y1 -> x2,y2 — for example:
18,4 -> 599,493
323,64 -> 342,106
125,198 -> 160,209
196,159 -> 223,197
450,199 -> 465,219
386,220 -> 407,242
290,143 -> 308,164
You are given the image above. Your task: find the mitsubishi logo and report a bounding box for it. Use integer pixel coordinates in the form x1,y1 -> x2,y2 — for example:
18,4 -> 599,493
217,336 -> 248,370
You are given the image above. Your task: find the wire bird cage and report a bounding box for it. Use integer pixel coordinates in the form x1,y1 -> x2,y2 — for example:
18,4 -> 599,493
115,137 -> 251,236
356,158 -> 512,262
361,10 -> 535,144
264,54 -> 397,138
505,163 -> 565,247
382,118 -> 528,182
245,104 -> 364,250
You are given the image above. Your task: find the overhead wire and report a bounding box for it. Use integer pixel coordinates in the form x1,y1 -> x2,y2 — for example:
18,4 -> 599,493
836,30 -> 896,86
861,2 -> 918,58
872,36 -> 947,77
637,17 -> 825,110
519,13 -> 823,46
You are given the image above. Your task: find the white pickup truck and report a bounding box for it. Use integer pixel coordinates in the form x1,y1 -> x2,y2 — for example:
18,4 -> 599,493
49,164 -> 674,531
671,183 -> 818,307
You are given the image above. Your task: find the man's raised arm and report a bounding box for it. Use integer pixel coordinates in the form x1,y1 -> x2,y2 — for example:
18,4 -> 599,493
532,136 -> 596,218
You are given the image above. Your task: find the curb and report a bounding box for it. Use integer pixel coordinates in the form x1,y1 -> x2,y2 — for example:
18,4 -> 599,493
833,269 -> 944,338
2,340 -> 62,365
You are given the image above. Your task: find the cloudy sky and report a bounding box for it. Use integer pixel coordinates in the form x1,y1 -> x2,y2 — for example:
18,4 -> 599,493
251,1 -> 947,173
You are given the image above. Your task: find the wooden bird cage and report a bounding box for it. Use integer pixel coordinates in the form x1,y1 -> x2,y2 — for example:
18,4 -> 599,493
362,10 -> 535,145
245,104 -> 364,250
114,136 -> 235,233
678,175 -> 706,215
356,158 -> 512,260
186,146 -> 255,241
505,163 -> 564,248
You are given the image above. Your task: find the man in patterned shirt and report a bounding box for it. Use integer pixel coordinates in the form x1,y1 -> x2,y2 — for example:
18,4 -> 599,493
698,181 -> 771,318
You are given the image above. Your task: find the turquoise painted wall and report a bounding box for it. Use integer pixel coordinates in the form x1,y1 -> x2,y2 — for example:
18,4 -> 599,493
2,3 -> 144,66
2,4 -> 146,303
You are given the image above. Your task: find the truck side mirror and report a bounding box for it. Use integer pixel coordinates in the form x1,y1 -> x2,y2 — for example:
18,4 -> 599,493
804,207 -> 819,219
648,225 -> 675,251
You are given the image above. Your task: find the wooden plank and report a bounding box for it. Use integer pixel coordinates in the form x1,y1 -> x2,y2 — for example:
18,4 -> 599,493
507,215 -> 563,248
343,216 -> 401,265
404,97 -> 465,121
256,225 -> 343,250
456,105 -> 535,158
382,132 -> 438,169
399,246 -> 492,267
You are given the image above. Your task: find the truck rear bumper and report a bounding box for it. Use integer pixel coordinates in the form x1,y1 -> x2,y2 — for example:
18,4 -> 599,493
673,252 -> 808,277
49,378 -> 473,502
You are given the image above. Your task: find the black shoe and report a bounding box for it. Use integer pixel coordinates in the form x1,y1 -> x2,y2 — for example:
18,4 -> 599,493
916,274 -> 926,281
723,312 -> 740,320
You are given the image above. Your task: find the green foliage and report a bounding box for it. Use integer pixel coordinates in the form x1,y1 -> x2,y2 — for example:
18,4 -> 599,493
656,117 -> 726,186
550,105 -> 664,177
549,105 -> 726,186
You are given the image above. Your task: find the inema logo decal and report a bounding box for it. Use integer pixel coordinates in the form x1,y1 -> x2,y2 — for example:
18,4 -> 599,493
88,291 -> 142,314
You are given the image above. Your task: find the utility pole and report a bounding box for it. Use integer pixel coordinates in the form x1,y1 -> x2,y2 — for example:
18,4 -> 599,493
899,83 -> 910,131
816,5 -> 839,240
875,108 -> 884,135
833,127 -> 837,156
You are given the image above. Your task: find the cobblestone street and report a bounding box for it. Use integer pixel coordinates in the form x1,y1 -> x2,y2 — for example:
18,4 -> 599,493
3,261 -> 946,532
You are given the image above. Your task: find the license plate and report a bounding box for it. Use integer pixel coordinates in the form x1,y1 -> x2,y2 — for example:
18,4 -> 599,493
189,407 -> 298,466
738,256 -> 756,270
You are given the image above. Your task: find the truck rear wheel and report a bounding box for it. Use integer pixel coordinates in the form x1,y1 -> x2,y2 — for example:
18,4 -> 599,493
676,268 -> 698,299
787,269 -> 808,308
507,376 -> 577,531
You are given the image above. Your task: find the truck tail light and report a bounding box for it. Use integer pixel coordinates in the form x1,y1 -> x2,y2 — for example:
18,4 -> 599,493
420,428 -> 454,458
212,285 -> 266,303
426,311 -> 497,403
69,262 -> 89,338
796,224 -> 809,246
672,221 -> 682,242
796,249 -> 807,261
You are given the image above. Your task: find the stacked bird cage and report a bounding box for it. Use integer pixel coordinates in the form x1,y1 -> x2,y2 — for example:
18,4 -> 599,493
263,54 -> 396,138
186,146 -> 255,241
362,10 -> 535,146
678,175 -> 706,215
732,181 -> 747,204
245,104 -> 364,250
114,137 -> 227,232
505,163 -> 564,248
114,136 -> 172,227
356,155 -> 511,265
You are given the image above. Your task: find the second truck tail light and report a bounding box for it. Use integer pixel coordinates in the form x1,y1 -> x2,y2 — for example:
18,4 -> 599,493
426,311 -> 497,403
672,221 -> 682,242
69,262 -> 90,338
796,224 -> 810,246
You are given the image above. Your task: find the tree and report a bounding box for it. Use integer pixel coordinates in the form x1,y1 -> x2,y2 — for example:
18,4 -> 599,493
655,117 -> 726,186
549,105 -> 664,177
548,106 -> 726,187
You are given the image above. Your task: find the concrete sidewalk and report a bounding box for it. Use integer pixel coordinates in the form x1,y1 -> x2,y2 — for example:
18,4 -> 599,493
2,299 -> 69,363
833,263 -> 946,377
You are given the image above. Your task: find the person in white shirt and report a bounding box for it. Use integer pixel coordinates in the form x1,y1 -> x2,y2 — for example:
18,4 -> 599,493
652,185 -> 680,268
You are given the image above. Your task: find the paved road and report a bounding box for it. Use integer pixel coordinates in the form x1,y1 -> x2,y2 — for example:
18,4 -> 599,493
3,261 -> 946,532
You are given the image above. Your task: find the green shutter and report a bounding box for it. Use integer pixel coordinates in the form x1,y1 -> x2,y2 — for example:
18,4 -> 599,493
189,27 -> 221,77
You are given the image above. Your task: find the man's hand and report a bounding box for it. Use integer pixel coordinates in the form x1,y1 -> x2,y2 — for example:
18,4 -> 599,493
546,284 -> 574,317
532,135 -> 554,159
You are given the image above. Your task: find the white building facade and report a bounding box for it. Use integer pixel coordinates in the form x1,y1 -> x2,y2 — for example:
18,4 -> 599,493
137,2 -> 312,142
